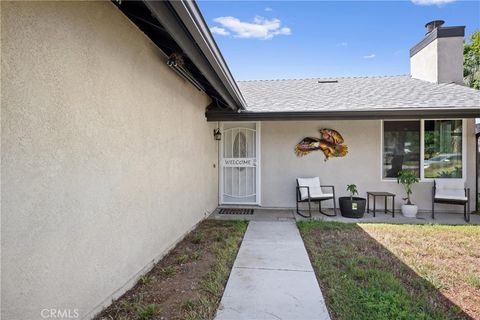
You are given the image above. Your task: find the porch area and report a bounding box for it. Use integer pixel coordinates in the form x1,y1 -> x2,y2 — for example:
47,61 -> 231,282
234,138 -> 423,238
209,208 -> 480,225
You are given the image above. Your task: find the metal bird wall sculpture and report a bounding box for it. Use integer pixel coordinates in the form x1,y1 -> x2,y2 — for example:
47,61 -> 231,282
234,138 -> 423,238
295,128 -> 348,161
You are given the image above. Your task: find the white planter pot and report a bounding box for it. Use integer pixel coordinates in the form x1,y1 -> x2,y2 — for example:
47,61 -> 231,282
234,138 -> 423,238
401,204 -> 418,218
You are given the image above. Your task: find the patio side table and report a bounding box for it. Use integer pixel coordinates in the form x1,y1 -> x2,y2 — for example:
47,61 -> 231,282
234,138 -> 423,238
366,192 -> 395,218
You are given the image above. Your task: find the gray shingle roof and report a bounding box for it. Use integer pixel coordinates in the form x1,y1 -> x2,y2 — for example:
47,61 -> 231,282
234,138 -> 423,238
237,75 -> 480,112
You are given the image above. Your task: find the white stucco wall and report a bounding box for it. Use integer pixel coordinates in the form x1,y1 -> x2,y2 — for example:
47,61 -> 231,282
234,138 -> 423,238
410,37 -> 464,84
260,120 -> 476,211
1,2 -> 218,319
411,40 -> 438,83
437,37 -> 464,84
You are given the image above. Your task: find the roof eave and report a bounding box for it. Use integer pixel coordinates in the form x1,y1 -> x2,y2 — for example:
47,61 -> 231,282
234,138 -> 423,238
170,1 -> 247,110
143,0 -> 246,111
206,108 -> 480,122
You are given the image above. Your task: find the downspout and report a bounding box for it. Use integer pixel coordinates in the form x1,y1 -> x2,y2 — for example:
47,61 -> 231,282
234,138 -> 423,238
143,1 -> 239,111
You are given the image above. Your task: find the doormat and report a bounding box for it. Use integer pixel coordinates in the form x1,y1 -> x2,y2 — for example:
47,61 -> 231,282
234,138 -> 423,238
218,208 -> 254,215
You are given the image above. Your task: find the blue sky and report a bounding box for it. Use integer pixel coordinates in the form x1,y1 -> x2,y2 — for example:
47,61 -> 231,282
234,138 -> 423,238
198,0 -> 480,80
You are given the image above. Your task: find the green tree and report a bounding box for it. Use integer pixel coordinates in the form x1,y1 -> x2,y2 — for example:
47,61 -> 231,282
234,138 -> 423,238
464,31 -> 480,89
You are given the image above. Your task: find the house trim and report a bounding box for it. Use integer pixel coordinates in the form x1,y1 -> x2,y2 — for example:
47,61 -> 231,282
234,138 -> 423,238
206,108 -> 480,122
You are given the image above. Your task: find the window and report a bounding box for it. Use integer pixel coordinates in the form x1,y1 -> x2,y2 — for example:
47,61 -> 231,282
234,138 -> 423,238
382,119 -> 464,180
424,120 -> 463,178
383,121 -> 421,178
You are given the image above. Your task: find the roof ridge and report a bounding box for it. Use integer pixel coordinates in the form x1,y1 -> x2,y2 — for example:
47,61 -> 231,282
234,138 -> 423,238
237,75 -> 410,82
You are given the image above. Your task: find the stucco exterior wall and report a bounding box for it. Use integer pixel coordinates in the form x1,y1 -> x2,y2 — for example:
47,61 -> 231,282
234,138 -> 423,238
1,2 -> 218,319
260,120 -> 476,211
437,37 -> 464,84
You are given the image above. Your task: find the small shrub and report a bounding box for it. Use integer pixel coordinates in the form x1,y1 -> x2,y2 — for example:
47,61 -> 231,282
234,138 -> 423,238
119,295 -> 160,320
176,254 -> 189,265
160,266 -> 177,277
192,232 -> 204,244
139,275 -> 155,285
119,300 -> 135,312
214,232 -> 225,242
136,304 -> 160,320
191,251 -> 202,260
183,296 -> 212,320
182,299 -> 196,311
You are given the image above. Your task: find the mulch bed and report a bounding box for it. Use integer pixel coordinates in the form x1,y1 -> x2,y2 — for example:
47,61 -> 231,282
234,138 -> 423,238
95,220 -> 248,320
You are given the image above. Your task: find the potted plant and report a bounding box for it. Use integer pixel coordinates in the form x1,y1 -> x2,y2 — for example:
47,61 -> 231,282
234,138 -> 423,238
397,170 -> 419,218
339,184 -> 366,218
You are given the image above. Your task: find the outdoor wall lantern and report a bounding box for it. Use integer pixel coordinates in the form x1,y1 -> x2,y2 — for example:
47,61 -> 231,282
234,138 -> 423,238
213,128 -> 222,141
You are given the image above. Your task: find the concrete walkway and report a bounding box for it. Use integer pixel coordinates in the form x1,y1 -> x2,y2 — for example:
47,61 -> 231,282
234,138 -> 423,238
215,221 -> 330,320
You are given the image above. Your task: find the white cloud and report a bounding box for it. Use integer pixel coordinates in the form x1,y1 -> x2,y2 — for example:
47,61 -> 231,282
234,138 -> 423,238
210,26 -> 230,36
212,16 -> 291,40
411,0 -> 456,5
363,54 -> 376,59
337,42 -> 348,47
265,7 -> 273,11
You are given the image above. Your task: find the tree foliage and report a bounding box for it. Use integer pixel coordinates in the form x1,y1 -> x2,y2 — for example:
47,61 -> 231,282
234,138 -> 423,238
464,31 -> 480,89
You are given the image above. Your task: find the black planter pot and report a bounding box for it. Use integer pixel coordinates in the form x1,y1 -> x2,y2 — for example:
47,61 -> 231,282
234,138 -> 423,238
339,197 -> 366,218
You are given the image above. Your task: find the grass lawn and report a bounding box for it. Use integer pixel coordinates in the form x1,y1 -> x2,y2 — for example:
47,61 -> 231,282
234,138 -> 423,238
298,221 -> 480,320
96,220 -> 248,320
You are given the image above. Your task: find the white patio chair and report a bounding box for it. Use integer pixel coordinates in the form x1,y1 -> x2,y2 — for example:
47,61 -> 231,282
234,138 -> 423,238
432,180 -> 470,222
296,177 -> 337,218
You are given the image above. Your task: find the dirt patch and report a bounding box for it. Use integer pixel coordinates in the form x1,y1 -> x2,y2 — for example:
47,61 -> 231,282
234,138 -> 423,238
95,220 -> 248,320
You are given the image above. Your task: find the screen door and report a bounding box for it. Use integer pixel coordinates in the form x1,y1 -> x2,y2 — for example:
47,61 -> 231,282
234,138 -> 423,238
220,122 -> 260,204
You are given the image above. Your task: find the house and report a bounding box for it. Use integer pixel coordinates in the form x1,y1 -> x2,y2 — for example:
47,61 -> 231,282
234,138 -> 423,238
207,21 -> 479,212
1,1 -> 479,320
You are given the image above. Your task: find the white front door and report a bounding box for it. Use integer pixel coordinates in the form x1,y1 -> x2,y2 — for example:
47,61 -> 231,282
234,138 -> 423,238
220,122 -> 261,205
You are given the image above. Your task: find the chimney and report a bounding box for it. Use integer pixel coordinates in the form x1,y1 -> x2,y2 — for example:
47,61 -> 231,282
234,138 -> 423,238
410,20 -> 465,84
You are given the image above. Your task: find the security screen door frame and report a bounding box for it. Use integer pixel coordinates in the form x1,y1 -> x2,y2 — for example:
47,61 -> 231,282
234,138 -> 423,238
219,122 -> 261,205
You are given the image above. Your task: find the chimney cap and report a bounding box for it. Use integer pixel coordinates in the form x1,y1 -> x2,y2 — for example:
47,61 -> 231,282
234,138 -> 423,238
425,20 -> 445,34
